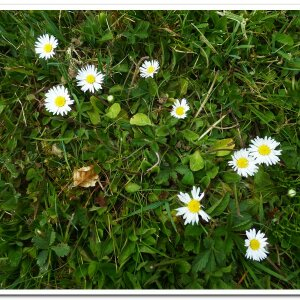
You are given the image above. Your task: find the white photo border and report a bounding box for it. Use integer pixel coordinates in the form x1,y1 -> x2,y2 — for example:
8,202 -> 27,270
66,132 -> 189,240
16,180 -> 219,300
0,3 -> 299,297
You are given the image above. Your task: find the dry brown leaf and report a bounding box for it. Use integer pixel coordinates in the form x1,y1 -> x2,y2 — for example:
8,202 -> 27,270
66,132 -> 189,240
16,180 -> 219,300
95,195 -> 107,207
73,165 -> 99,188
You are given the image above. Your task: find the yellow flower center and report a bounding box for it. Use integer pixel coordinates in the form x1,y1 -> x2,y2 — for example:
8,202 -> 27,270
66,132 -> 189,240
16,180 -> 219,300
54,96 -> 66,107
250,239 -> 260,251
147,66 -> 155,74
44,43 -> 53,53
187,199 -> 200,213
175,106 -> 185,116
86,74 -> 96,84
236,157 -> 249,168
258,144 -> 271,156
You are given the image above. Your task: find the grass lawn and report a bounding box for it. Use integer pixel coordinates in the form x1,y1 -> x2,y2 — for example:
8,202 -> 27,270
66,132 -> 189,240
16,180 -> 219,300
0,10 -> 299,289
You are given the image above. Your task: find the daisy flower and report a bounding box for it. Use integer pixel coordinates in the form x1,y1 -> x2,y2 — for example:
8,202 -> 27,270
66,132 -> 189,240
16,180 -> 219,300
76,65 -> 104,93
228,149 -> 258,177
248,136 -> 281,166
139,60 -> 160,78
245,228 -> 269,262
176,186 -> 210,225
170,98 -> 190,119
35,34 -> 58,60
44,85 -> 74,116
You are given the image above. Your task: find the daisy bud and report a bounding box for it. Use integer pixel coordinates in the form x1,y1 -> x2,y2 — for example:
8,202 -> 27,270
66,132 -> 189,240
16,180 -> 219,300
288,189 -> 296,198
107,95 -> 114,102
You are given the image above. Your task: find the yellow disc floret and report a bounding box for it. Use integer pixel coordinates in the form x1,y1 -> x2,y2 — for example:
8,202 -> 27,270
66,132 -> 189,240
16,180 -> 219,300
147,66 -> 155,74
175,106 -> 185,116
86,74 -> 96,84
187,199 -> 200,213
55,96 -> 66,107
250,239 -> 260,251
258,144 -> 271,156
44,43 -> 53,53
236,157 -> 249,168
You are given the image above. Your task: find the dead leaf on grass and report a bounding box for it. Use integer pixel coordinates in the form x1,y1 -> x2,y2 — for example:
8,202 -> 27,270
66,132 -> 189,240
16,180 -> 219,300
73,165 -> 99,188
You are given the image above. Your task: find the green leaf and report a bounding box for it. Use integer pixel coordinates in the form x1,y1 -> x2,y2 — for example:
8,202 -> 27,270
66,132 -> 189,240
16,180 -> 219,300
130,113 -> 152,126
87,110 -> 101,125
4,161 -> 19,178
124,271 -> 141,288
211,138 -> 235,156
125,182 -> 141,193
254,169 -> 273,187
0,103 -> 6,114
51,243 -> 70,257
88,261 -> 99,278
181,170 -> 194,185
232,213 -> 253,231
32,236 -> 49,250
183,239 -> 196,252
147,78 -> 158,96
207,166 -> 219,179
8,248 -> 22,268
184,225 -> 204,237
109,85 -> 123,94
250,107 -> 275,125
205,251 -> 217,273
192,249 -> 211,272
175,261 -> 192,274
119,242 -> 136,266
181,129 -> 199,142
133,20 -> 150,39
37,250 -> 48,268
154,170 -> 170,185
164,202 -> 177,233
139,245 -> 157,254
49,231 -> 56,246
206,193 -> 231,217
222,172 -> 241,183
155,125 -> 169,137
179,78 -> 189,97
100,31 -> 113,42
90,96 -> 102,112
274,33 -> 294,46
224,237 -> 234,255
189,150 -> 204,172
106,103 -> 121,119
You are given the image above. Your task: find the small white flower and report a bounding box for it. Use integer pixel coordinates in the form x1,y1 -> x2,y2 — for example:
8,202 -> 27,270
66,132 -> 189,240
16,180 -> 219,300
44,85 -> 74,116
139,60 -> 160,78
35,34 -> 58,60
248,136 -> 281,166
228,149 -> 258,177
245,228 -> 269,262
170,98 -> 190,119
176,186 -> 210,225
76,65 -> 104,93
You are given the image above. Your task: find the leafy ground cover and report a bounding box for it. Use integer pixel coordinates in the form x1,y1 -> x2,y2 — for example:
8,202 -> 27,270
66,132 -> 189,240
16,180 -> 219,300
0,10 -> 299,289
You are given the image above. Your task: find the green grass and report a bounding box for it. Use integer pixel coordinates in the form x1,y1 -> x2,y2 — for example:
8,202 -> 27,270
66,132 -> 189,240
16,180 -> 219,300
0,10 -> 300,289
